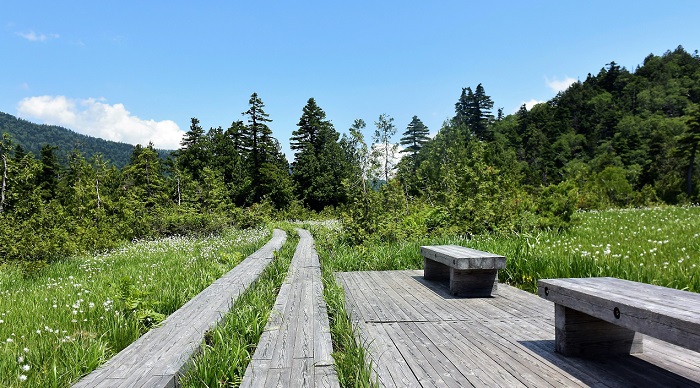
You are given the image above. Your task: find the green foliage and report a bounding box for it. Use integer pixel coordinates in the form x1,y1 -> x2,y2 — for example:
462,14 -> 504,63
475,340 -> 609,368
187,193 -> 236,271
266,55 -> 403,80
0,227 -> 269,386
291,98 -> 350,210
115,276 -> 166,333
179,225 -> 297,388
0,111 -> 168,168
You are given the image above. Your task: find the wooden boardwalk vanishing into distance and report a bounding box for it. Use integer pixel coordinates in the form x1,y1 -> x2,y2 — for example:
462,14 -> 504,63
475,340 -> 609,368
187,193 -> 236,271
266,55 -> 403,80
74,229 -> 287,388
242,228 -> 338,387
336,270 -> 700,387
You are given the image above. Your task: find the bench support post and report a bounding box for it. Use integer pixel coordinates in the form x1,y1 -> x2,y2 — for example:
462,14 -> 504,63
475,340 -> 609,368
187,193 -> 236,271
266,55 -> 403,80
555,305 -> 643,357
424,258 -> 450,281
450,269 -> 498,297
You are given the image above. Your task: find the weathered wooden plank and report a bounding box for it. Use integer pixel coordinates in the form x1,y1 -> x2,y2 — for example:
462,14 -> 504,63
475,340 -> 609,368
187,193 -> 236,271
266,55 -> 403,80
539,277 -> 700,353
241,229 -> 338,387
339,270 -> 700,388
420,245 -> 506,270
74,229 -> 287,387
382,321 -> 439,386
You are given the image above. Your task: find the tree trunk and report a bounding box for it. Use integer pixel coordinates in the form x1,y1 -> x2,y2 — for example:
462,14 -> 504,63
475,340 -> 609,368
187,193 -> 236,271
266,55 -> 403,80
687,142 -> 697,197
95,175 -> 101,209
0,154 -> 6,213
177,175 -> 181,206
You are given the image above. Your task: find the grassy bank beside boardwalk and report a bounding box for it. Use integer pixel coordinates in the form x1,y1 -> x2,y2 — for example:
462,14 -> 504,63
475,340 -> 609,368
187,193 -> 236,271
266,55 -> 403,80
0,227 -> 269,387
320,206 -> 700,293
309,206 -> 700,387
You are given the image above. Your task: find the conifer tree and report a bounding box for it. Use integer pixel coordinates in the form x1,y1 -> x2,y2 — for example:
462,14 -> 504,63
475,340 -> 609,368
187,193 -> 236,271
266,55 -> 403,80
38,145 -> 60,201
290,98 -> 348,210
241,92 -> 293,207
400,115 -> 430,169
177,117 -> 210,182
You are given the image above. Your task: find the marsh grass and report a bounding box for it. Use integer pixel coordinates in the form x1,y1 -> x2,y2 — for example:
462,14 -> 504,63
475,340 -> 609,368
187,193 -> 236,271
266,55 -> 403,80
0,227 -> 269,387
307,222 -> 376,387
305,206 -> 699,386
178,224 -> 297,387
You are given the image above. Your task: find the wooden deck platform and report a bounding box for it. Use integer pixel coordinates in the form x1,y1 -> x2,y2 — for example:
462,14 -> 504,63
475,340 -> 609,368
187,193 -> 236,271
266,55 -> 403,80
74,229 -> 287,388
241,229 -> 338,388
336,270 -> 700,387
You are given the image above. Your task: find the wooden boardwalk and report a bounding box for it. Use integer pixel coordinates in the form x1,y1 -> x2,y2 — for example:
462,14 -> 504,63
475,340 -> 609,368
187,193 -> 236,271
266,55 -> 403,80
74,229 -> 287,388
241,229 -> 338,388
336,270 -> 700,387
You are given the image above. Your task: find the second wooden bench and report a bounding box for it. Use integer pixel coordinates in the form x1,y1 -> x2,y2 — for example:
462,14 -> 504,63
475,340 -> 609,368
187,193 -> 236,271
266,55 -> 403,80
420,245 -> 506,297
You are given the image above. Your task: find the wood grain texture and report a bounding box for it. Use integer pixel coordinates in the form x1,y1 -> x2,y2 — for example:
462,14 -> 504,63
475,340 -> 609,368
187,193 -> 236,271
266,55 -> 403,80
420,245 -> 506,270
241,229 -> 339,388
337,270 -> 700,387
421,245 -> 505,297
538,277 -> 700,353
73,229 -> 287,388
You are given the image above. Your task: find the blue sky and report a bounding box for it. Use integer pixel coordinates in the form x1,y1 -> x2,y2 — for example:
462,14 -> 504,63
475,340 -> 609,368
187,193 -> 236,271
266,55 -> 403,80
3,1 -> 700,160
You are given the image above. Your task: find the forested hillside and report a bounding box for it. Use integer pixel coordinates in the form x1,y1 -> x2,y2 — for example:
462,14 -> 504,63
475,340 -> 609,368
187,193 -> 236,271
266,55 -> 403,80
483,45 -> 700,206
0,112 -> 169,167
0,46 -> 698,264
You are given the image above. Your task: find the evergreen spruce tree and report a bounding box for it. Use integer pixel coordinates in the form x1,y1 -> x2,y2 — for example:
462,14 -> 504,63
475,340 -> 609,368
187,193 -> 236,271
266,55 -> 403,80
241,92 -> 293,207
472,83 -> 494,140
290,98 -> 348,210
38,145 -> 60,201
177,117 -> 210,182
399,115 -> 430,170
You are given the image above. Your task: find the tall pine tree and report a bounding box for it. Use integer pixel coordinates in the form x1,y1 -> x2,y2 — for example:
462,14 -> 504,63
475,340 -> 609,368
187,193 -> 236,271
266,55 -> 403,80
399,115 -> 430,170
290,98 -> 348,210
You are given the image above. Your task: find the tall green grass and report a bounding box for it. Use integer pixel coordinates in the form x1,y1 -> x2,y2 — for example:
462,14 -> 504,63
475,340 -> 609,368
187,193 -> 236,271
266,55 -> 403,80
307,222 -> 375,387
178,225 -> 298,387
305,207 -> 700,386
465,206 -> 700,292
0,227 -> 269,387
315,206 -> 700,293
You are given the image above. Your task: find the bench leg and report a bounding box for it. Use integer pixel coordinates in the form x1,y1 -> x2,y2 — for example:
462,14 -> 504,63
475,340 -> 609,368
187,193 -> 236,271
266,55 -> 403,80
449,269 -> 498,297
555,304 -> 643,357
424,258 -> 450,281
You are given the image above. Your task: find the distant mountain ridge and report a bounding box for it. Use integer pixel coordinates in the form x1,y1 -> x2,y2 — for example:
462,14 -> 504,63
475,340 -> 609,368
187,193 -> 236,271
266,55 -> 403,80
0,111 -> 171,167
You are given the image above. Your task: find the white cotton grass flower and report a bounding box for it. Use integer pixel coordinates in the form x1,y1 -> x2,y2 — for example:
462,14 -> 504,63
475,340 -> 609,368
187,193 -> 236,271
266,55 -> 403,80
17,356 -> 24,363
18,374 -> 27,381
22,364 -> 30,371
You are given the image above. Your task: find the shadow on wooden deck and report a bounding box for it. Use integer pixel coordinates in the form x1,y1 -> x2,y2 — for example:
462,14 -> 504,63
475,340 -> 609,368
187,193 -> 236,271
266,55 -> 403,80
337,270 -> 700,387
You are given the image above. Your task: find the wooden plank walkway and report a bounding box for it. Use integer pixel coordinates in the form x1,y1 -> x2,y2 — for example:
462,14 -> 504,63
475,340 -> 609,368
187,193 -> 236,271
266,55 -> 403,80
337,270 -> 700,387
241,228 -> 339,388
74,229 -> 287,388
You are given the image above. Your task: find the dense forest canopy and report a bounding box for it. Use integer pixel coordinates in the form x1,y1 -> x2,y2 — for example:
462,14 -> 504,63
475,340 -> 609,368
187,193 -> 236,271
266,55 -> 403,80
0,112 -> 169,168
1,46 -> 699,262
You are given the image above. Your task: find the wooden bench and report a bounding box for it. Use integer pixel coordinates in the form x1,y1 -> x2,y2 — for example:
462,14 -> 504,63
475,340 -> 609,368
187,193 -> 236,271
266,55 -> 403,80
538,277 -> 700,357
420,245 -> 506,297
74,229 -> 287,388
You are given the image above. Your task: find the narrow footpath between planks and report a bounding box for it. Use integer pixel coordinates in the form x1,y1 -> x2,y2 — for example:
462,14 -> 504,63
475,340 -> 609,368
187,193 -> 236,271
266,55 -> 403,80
74,229 -> 287,388
241,228 -> 339,388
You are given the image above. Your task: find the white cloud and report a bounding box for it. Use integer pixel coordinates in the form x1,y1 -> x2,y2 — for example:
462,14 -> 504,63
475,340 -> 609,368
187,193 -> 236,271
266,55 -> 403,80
516,99 -> 545,112
16,30 -> 59,42
17,96 -> 184,149
370,142 -> 405,180
545,76 -> 577,94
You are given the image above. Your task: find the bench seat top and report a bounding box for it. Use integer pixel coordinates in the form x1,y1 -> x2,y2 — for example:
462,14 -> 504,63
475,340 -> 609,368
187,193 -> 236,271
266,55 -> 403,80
420,245 -> 506,270
538,277 -> 700,353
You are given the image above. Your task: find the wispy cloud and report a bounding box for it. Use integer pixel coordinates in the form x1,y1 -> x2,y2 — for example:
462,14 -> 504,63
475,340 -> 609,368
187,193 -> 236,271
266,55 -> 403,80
17,96 -> 185,149
545,76 -> 577,93
16,30 -> 59,42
